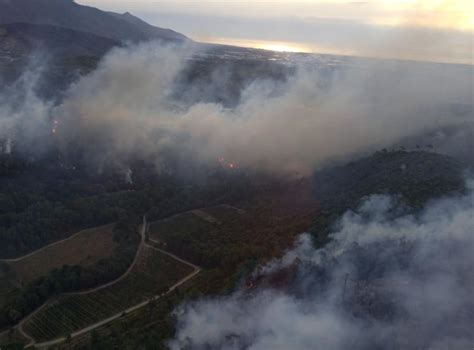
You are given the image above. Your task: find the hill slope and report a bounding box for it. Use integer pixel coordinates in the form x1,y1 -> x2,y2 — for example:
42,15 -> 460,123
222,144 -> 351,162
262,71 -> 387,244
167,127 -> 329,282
107,11 -> 187,43
0,22 -> 119,59
312,150 -> 466,245
314,150 -> 465,210
0,0 -> 187,43
0,22 -> 118,99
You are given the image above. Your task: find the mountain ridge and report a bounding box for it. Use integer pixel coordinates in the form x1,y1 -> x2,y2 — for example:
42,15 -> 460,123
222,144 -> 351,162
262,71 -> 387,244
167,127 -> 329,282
0,0 -> 188,43
0,22 -> 120,58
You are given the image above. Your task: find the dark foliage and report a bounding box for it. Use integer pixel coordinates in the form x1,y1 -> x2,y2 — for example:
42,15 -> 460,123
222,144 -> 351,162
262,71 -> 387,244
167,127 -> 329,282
0,214 -> 139,330
311,150 -> 466,245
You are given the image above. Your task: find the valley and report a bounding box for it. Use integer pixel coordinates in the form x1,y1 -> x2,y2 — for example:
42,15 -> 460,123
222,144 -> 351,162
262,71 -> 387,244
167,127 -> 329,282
0,1 -> 472,349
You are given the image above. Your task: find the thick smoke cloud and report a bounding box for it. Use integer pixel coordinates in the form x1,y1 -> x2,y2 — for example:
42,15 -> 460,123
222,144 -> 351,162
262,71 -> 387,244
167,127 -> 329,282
50,42 -> 471,174
1,42 -> 472,174
169,182 -> 474,350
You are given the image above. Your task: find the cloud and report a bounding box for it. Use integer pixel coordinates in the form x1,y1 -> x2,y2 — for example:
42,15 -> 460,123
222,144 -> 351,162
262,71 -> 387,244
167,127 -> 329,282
78,1 -> 473,63
169,180 -> 474,350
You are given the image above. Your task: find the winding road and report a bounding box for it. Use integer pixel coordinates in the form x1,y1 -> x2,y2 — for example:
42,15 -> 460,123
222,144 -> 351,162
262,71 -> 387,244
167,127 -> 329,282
5,216 -> 201,349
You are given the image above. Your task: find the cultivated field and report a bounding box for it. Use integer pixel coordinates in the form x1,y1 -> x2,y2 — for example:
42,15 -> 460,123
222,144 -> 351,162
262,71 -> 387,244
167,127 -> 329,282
147,205 -> 252,267
149,205 -> 244,243
0,263 -> 19,321
148,186 -> 318,269
23,246 -> 194,341
198,205 -> 245,222
8,224 -> 117,285
0,325 -> 29,346
149,211 -> 213,243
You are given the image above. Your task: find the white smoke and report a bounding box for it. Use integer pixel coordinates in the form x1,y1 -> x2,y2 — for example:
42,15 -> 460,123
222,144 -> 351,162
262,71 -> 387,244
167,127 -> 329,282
0,137 -> 12,154
124,167 -> 133,184
169,181 -> 474,350
1,42 -> 471,173
51,42 -> 472,175
4,138 -> 11,154
0,60 -> 52,157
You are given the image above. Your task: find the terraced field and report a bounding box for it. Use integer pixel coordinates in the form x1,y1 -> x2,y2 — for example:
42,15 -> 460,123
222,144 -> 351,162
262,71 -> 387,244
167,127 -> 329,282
23,246 -> 194,342
8,224 -> 117,285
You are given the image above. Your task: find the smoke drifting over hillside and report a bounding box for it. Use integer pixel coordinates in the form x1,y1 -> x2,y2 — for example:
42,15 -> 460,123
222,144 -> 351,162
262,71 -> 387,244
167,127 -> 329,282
0,60 -> 53,157
1,42 -> 472,174
169,183 -> 474,349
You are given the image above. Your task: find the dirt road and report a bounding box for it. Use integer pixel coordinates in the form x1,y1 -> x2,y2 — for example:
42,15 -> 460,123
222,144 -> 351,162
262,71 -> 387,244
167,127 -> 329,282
19,217 -> 200,348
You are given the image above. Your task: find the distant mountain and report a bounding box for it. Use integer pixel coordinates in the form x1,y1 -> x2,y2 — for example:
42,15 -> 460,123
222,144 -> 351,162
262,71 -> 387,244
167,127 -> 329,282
0,0 -> 188,43
107,11 -> 187,43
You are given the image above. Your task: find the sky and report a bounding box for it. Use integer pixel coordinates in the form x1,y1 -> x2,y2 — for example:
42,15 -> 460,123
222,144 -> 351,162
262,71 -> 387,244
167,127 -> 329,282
77,1 -> 473,64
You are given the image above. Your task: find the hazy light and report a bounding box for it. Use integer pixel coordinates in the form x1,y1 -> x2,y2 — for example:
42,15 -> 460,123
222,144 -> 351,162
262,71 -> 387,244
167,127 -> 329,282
256,43 -> 309,53
201,37 -> 313,53
372,0 -> 474,31
77,0 -> 473,64
78,0 -> 474,31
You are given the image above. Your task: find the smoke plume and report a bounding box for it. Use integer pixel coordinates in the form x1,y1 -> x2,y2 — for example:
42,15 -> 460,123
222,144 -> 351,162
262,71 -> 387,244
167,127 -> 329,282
1,42 -> 472,173
53,42 -> 473,173
0,59 -> 52,157
169,181 -> 474,350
